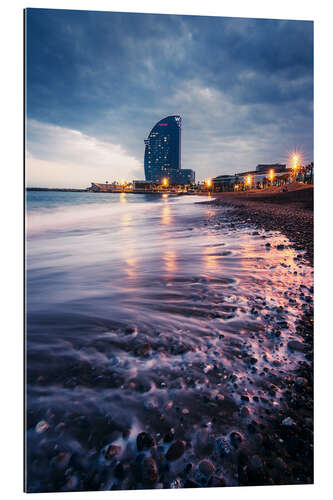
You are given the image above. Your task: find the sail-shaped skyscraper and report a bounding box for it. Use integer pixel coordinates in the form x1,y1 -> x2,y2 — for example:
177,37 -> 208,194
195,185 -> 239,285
144,115 -> 195,185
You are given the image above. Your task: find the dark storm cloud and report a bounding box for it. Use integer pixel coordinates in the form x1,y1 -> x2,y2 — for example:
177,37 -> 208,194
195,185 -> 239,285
26,8 -> 313,184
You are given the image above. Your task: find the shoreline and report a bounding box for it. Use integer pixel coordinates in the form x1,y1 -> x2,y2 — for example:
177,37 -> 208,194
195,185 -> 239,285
206,183 -> 313,266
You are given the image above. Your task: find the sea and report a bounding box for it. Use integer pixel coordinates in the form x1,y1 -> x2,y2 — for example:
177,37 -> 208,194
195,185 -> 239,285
25,190 -> 313,492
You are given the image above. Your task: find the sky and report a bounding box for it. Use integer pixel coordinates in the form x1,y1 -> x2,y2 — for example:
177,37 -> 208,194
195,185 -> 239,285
25,8 -> 313,188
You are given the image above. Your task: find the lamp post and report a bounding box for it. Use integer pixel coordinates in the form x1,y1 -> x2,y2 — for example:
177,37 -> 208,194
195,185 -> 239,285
292,154 -> 299,181
205,178 -> 212,193
162,177 -> 168,189
246,175 -> 252,190
269,169 -> 275,186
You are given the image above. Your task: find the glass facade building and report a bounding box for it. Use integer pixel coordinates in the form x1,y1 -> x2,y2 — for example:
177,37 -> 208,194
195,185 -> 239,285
144,115 -> 195,185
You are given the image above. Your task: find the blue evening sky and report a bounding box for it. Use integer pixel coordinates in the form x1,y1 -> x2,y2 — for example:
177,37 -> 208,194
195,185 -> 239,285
25,8 -> 313,188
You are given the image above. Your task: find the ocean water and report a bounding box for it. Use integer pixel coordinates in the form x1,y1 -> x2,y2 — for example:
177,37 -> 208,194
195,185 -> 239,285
25,191 -> 313,492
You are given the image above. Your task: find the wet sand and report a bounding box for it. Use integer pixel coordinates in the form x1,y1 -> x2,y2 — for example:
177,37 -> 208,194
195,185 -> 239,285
207,183 -> 313,265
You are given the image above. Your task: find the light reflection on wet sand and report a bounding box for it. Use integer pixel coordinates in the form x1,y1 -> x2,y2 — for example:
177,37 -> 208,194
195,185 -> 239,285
26,194 -> 313,491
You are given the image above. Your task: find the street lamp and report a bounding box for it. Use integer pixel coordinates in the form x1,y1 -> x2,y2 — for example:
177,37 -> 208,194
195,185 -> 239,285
162,177 -> 168,187
269,169 -> 275,184
205,178 -> 212,190
291,154 -> 299,181
246,175 -> 252,189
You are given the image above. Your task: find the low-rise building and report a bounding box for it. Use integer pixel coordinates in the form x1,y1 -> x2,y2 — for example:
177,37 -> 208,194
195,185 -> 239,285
132,180 -> 154,191
255,163 -> 286,173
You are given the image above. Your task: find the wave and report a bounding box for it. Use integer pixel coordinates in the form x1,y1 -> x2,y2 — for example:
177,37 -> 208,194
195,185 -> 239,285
26,195 -> 207,237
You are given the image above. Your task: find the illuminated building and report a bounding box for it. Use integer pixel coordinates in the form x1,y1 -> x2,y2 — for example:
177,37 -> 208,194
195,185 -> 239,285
144,115 -> 195,185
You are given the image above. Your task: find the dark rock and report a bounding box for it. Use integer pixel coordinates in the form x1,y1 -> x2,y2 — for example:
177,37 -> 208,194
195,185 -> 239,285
104,444 -> 122,459
240,406 -> 250,417
230,431 -> 242,448
166,440 -> 185,461
295,376 -> 308,387
164,428 -> 175,443
134,343 -> 152,357
288,340 -> 305,352
124,327 -> 135,335
136,432 -> 156,452
185,463 -> 193,474
199,459 -> 215,477
142,457 -> 158,485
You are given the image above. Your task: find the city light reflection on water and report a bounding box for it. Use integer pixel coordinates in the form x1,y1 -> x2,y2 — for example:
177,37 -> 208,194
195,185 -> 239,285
26,191 -> 313,492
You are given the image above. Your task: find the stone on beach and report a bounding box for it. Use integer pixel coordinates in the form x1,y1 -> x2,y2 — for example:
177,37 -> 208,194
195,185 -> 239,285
166,440 -> 186,461
287,340 -> 305,352
142,457 -> 158,485
198,459 -> 215,477
136,432 -> 156,451
104,444 -> 122,459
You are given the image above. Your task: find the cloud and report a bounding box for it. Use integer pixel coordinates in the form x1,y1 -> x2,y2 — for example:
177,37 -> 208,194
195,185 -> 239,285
25,9 -> 313,184
26,120 -> 142,188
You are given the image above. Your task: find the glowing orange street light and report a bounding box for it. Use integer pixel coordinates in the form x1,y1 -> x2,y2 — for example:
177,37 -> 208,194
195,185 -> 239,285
205,178 -> 212,189
120,179 -> 126,186
269,169 -> 275,182
162,177 -> 168,187
292,154 -> 299,170
246,175 -> 252,188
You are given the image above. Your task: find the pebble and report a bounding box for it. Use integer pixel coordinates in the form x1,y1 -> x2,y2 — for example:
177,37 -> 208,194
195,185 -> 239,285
240,406 -> 250,417
170,478 -> 182,488
282,417 -> 296,427
199,459 -> 215,477
296,377 -> 308,387
166,440 -> 185,461
137,432 -> 156,452
104,444 -> 122,459
287,340 -> 305,352
164,428 -> 175,443
230,432 -> 242,448
142,457 -> 158,485
35,420 -> 49,434
134,343 -> 152,357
